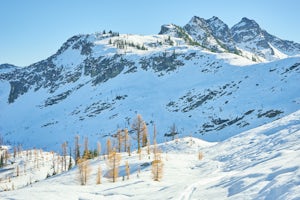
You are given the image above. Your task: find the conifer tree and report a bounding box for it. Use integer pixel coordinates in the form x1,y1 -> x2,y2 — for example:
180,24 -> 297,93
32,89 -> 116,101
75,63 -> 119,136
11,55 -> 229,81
4,150 -> 9,165
75,135 -> 80,165
106,138 -> 112,155
83,137 -> 90,159
68,147 -> 73,170
132,114 -> 146,153
16,165 -> 20,177
62,142 -> 67,171
123,129 -> 129,153
127,146 -> 131,156
152,141 -> 163,181
153,124 -> 157,146
0,155 -> 3,168
142,123 -> 148,147
169,123 -> 178,140
198,152 -> 203,160
106,149 -> 121,182
96,166 -> 101,184
78,158 -> 90,185
13,146 -> 17,160
116,129 -> 123,153
97,141 -> 101,158
125,161 -> 130,180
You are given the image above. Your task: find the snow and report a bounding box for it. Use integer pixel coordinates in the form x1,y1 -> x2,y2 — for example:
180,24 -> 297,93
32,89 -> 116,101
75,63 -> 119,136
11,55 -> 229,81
1,37 -> 300,151
1,110 -> 299,199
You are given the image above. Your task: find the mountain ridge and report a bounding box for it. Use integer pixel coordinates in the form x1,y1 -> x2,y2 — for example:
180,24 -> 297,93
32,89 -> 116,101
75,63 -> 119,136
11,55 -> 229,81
0,16 -> 300,151
159,16 -> 300,61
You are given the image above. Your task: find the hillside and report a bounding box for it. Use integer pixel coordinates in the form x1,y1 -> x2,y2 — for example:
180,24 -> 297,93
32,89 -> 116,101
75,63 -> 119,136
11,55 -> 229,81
0,26 -> 300,151
0,109 -> 299,199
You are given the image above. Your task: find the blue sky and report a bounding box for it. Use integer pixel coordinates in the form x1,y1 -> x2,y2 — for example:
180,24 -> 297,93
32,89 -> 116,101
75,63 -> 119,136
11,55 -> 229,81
1,0 -> 299,66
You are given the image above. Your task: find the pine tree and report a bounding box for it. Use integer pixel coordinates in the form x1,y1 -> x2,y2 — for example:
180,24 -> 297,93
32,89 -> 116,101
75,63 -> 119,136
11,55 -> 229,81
106,150 -> 121,182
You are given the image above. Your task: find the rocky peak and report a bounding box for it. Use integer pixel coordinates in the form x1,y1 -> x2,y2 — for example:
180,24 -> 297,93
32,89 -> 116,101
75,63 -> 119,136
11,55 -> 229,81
205,16 -> 235,51
231,17 -> 263,43
159,24 -> 180,36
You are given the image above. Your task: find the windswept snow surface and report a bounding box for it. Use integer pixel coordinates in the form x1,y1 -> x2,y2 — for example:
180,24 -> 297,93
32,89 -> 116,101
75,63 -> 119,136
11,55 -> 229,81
1,110 -> 299,199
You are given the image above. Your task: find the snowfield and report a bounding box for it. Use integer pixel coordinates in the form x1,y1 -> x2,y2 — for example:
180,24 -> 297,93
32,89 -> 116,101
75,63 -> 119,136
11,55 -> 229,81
1,110 -> 299,199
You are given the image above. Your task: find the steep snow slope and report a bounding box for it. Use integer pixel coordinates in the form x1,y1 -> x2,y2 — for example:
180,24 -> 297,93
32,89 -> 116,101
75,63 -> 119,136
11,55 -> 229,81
0,31 -> 300,151
0,110 -> 299,199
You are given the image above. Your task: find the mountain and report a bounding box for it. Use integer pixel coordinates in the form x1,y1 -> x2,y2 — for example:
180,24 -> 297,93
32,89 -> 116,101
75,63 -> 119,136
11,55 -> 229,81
231,17 -> 300,61
0,17 -> 300,151
1,109 -> 300,199
0,63 -> 19,74
160,16 -> 300,61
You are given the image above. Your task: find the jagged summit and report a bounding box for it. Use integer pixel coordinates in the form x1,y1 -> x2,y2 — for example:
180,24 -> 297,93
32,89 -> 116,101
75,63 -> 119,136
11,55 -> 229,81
231,17 -> 263,42
159,16 -> 300,61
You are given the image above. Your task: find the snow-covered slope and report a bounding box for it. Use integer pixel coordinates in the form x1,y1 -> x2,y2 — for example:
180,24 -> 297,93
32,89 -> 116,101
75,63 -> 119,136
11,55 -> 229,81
1,110 -> 299,199
0,148 -> 73,192
0,29 -> 300,151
